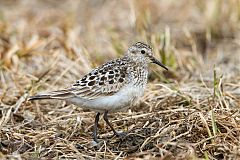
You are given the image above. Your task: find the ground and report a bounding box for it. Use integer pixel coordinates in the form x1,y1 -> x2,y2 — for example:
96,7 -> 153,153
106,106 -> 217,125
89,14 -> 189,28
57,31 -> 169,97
0,0 -> 240,159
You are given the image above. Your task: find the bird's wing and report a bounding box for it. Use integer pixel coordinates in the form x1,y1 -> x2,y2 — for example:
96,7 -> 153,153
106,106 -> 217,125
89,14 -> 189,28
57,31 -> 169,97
49,58 -> 130,100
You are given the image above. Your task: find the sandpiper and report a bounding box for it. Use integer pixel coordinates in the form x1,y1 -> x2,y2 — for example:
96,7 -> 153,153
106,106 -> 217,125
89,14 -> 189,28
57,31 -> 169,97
29,42 -> 168,142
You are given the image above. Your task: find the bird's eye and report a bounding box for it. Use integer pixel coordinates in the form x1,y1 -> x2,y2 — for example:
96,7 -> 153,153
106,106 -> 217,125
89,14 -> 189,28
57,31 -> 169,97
141,50 -> 145,54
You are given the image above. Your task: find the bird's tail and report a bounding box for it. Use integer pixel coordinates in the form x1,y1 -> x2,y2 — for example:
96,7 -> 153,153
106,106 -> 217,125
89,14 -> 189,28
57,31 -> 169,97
28,94 -> 52,101
28,89 -> 75,101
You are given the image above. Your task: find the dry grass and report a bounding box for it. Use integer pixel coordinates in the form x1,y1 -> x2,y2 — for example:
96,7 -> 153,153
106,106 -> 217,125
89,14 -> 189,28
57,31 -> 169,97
0,0 -> 240,159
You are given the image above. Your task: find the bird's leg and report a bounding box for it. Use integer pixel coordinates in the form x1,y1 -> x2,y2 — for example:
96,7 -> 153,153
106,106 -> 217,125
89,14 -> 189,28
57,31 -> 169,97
93,112 -> 100,142
103,111 -> 124,137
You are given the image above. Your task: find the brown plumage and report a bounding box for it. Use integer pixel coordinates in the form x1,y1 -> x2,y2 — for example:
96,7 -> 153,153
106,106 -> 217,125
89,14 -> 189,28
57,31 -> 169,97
29,42 -> 168,142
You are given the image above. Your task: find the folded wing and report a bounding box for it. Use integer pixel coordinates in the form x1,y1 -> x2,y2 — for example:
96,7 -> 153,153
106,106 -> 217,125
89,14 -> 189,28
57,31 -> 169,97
29,58 -> 130,101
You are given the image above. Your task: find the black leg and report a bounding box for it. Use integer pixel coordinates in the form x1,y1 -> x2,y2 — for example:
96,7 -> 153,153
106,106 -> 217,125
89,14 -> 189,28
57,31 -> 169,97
103,111 -> 119,136
93,112 -> 100,142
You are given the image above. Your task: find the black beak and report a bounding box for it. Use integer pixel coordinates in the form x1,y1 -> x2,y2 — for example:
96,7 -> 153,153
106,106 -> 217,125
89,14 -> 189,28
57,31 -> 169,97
151,57 -> 168,70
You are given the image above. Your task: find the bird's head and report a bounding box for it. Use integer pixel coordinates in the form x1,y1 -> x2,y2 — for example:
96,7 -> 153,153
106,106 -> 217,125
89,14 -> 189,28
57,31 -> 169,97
127,42 -> 168,70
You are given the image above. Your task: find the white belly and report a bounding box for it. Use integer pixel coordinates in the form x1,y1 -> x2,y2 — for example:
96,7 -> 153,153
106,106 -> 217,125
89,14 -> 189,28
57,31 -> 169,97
68,84 -> 145,113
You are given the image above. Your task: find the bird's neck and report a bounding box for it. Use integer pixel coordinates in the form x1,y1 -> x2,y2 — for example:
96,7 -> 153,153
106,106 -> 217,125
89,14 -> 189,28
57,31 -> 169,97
123,57 -> 148,87
124,55 -> 148,68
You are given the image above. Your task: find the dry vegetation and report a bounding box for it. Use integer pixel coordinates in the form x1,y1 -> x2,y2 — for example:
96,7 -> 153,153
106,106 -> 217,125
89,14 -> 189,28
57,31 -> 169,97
0,0 -> 240,159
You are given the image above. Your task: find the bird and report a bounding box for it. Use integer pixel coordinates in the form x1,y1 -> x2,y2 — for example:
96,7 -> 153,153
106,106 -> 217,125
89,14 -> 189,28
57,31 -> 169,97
28,42 -> 168,142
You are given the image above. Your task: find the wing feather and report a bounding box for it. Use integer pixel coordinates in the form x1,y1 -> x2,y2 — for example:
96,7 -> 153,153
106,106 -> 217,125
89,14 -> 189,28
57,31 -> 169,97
60,58 -> 130,100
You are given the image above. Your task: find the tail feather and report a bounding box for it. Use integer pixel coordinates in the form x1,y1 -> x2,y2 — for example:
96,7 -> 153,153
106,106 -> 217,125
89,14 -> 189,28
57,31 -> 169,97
28,94 -> 51,101
28,89 -> 75,101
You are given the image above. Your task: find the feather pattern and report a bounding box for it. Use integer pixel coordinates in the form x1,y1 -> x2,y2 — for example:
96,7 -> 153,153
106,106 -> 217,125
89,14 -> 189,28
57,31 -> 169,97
29,42 -> 168,113
29,57 -> 133,100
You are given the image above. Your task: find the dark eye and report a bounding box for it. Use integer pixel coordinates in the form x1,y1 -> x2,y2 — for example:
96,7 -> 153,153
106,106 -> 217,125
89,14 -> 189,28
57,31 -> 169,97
141,50 -> 145,54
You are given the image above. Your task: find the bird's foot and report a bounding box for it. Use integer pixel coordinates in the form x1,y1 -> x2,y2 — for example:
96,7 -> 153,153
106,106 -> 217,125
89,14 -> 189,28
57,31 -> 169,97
113,131 -> 127,139
89,139 -> 104,148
